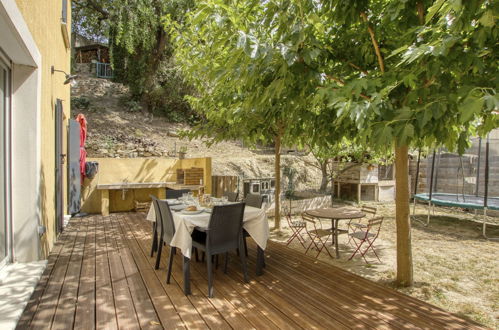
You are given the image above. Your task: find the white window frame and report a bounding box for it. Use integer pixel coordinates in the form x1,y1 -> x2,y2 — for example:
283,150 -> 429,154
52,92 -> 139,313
0,49 -> 12,268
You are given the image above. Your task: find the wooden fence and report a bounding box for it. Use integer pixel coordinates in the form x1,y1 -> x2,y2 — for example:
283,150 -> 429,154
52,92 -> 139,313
211,176 -> 239,197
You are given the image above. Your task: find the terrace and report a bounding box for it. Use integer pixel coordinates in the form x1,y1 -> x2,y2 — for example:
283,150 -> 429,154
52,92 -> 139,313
17,212 -> 481,329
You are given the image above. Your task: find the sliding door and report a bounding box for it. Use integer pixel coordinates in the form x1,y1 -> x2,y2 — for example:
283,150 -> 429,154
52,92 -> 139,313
0,57 -> 10,266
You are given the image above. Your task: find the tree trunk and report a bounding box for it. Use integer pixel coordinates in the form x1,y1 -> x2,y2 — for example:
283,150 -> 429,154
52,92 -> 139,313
142,28 -> 168,112
319,161 -> 328,192
395,144 -> 413,287
274,133 -> 282,230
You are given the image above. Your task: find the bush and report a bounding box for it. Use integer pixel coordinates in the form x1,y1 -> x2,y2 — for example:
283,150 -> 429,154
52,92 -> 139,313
72,96 -> 91,110
119,96 -> 143,112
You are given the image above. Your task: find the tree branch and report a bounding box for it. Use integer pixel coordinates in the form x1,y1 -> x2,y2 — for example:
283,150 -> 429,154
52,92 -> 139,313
417,2 -> 425,25
84,0 -> 109,20
361,12 -> 385,73
348,62 -> 369,75
324,75 -> 372,101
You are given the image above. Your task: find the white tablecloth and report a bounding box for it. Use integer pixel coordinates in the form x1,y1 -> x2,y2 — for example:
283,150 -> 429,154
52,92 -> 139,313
146,203 -> 269,258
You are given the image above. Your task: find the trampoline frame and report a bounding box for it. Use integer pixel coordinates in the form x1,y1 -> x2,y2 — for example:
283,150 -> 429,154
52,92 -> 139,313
412,135 -> 499,240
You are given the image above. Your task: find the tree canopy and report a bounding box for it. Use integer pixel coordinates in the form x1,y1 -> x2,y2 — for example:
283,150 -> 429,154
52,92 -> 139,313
72,0 -> 196,119
170,0 -> 497,286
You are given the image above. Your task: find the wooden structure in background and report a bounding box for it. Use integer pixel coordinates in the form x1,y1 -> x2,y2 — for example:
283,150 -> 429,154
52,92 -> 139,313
212,176 -> 238,197
74,40 -> 110,63
333,163 -> 396,202
184,168 -> 204,185
177,167 -> 204,185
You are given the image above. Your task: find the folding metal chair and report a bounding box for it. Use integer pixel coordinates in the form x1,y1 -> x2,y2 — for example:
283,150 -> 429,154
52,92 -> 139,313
223,191 -> 239,202
347,205 -> 377,244
348,216 -> 384,263
283,203 -> 307,248
302,213 -> 334,258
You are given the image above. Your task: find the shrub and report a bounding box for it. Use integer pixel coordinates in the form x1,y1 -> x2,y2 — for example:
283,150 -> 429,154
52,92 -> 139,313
72,96 -> 91,110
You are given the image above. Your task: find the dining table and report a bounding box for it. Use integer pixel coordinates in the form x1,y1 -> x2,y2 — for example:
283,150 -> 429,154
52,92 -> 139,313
146,199 -> 269,294
305,206 -> 365,258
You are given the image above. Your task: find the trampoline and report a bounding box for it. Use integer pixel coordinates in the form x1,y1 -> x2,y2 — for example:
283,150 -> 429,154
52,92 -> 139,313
414,193 -> 499,211
412,135 -> 499,240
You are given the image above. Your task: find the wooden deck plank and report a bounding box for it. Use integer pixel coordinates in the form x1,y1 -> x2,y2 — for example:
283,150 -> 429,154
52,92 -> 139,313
109,214 -> 162,329
132,218 -> 261,330
17,212 -> 484,330
262,240 -> 477,329
256,245 -> 423,329
113,214 -> 188,329
105,215 -> 141,329
15,223 -> 68,329
240,244 -> 407,329
129,213 -> 300,330
28,218 -> 81,329
130,213 -> 333,330
51,216 -> 88,329
74,216 -> 97,330
120,213 -> 223,329
94,215 -> 118,330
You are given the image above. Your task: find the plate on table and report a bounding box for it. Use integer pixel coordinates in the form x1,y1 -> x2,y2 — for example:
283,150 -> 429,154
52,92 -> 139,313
170,204 -> 187,211
166,199 -> 181,205
180,209 -> 204,215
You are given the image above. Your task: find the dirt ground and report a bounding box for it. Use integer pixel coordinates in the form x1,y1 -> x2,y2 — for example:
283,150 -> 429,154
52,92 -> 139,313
268,202 -> 499,329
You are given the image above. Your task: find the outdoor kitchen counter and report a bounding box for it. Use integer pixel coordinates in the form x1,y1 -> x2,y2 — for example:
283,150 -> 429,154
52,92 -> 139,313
96,182 -> 203,215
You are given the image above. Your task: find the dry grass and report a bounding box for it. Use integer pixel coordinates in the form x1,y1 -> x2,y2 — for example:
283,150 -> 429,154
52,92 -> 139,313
268,202 -> 499,329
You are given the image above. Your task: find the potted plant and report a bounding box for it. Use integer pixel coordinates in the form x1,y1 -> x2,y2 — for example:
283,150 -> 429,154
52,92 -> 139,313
178,146 -> 187,159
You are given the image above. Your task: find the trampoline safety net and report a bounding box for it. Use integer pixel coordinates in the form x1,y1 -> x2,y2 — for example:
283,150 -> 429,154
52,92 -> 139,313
414,137 -> 499,211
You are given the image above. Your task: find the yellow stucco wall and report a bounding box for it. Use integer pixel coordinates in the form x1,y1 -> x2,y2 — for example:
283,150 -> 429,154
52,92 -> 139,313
15,0 -> 71,257
81,157 -> 212,214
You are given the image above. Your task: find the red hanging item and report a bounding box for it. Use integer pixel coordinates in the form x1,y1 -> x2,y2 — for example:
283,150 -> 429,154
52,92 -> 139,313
76,113 -> 87,184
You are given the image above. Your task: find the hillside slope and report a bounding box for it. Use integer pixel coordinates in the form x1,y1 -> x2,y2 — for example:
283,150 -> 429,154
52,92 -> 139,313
71,74 -> 323,191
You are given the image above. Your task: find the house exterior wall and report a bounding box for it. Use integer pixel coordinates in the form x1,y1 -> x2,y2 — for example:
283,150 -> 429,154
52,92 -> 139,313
5,0 -> 71,260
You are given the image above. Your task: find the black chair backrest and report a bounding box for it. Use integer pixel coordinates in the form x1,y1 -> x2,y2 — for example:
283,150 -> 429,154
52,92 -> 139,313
166,189 -> 191,199
223,191 -> 239,202
245,193 -> 263,208
149,195 -> 161,233
207,203 -> 245,253
153,198 -> 175,245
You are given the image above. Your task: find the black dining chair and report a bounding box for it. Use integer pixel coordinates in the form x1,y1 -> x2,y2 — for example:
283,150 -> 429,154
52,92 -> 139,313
191,203 -> 248,297
245,193 -> 264,208
151,196 -> 178,284
150,196 -> 161,258
166,188 -> 191,199
223,191 -> 239,202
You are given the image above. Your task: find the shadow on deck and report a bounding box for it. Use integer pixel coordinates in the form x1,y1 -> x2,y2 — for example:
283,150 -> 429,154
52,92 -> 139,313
16,213 -> 482,329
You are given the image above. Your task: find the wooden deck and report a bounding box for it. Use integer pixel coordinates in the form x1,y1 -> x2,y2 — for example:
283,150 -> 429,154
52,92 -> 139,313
17,212 -> 482,329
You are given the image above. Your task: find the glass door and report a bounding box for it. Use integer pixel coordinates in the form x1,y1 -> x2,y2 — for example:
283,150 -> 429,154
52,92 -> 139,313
0,57 -> 10,267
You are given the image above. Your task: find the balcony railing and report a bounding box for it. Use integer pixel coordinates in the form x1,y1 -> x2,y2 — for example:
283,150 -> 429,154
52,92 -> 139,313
95,62 -> 113,79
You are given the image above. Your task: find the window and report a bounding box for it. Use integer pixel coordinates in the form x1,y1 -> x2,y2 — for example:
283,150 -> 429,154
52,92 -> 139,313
61,0 -> 68,24
60,0 -> 70,48
378,164 -> 394,181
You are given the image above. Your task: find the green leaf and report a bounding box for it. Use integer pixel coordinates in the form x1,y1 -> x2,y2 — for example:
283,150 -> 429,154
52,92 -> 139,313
479,11 -> 495,28
237,31 -> 247,48
459,96 -> 484,123
426,0 -> 445,23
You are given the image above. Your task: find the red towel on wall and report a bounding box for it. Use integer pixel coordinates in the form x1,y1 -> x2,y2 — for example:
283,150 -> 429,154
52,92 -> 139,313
76,113 -> 87,184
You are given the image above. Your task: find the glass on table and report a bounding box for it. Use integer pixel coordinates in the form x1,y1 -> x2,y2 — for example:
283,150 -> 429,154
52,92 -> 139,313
221,195 -> 228,204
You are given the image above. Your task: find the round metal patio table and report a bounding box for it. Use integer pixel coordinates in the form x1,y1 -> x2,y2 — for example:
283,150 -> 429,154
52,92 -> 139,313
305,207 -> 365,258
